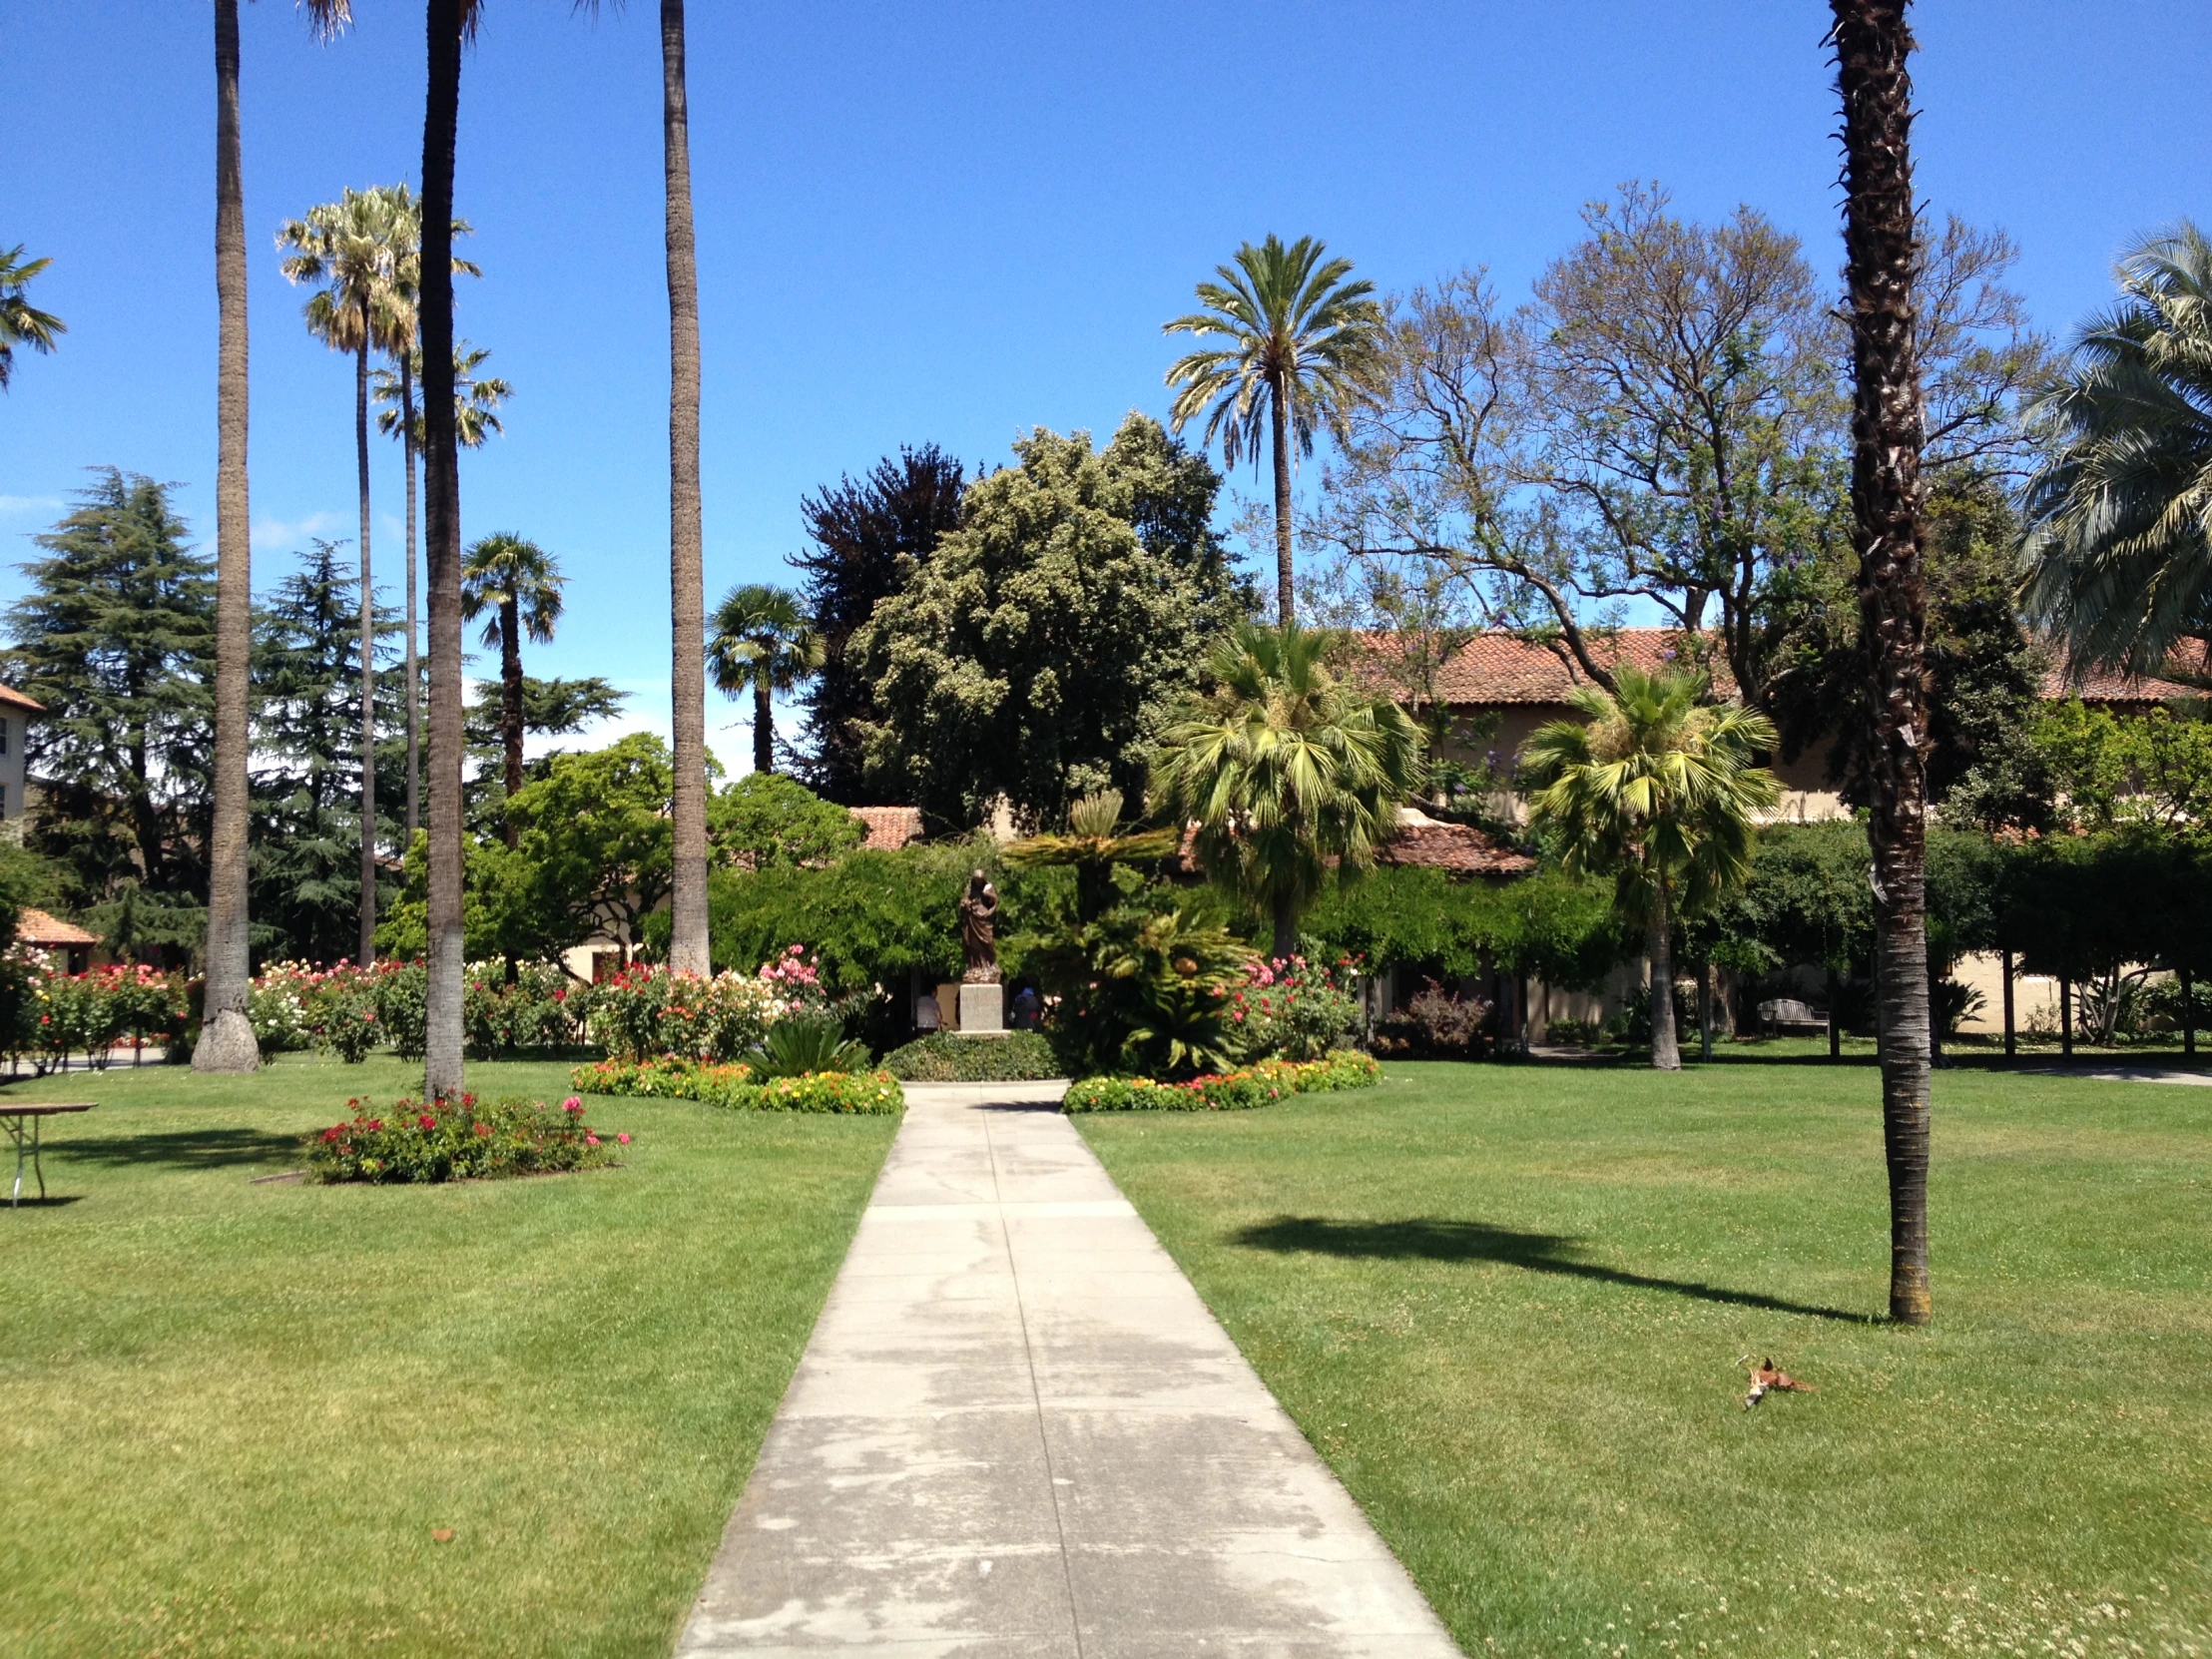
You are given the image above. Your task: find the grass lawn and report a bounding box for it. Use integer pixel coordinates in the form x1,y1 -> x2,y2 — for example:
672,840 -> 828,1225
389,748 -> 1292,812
1076,1053 -> 2212,1657
0,1054 -> 897,1658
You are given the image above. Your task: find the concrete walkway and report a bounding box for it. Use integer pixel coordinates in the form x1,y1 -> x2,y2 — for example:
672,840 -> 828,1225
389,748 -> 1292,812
677,1082 -> 1460,1658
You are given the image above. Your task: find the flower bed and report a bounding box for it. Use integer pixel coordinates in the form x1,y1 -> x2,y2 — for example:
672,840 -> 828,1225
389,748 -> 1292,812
306,1093 -> 630,1184
571,949 -> 830,1063
880,1031 -> 1062,1083
572,1055 -> 903,1115
1061,1050 -> 1382,1113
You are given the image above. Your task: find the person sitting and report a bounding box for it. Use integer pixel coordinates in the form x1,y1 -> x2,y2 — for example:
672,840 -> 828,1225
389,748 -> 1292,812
914,992 -> 941,1033
1010,985 -> 1041,1030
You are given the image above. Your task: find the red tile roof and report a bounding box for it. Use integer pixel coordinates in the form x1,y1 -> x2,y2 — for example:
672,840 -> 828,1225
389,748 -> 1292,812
0,685 -> 42,715
848,806 -> 922,851
2038,663 -> 2200,705
18,907 -> 97,947
1376,809 -> 1536,876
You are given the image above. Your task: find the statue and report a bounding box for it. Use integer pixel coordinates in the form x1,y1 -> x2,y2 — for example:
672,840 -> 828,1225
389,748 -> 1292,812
958,869 -> 1000,983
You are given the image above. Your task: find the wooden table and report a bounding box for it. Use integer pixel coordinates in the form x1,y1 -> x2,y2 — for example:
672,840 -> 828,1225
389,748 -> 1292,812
4,1103 -> 94,1207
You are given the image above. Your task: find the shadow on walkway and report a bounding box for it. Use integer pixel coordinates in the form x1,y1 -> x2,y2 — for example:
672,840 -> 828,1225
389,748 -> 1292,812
59,1127 -> 302,1173
1233,1215 -> 1869,1323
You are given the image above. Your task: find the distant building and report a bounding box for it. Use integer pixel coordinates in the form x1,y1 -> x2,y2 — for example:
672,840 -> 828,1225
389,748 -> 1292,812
848,806 -> 923,851
17,908 -> 97,974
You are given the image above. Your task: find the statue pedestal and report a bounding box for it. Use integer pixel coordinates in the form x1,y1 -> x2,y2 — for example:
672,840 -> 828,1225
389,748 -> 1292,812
957,982 -> 1007,1036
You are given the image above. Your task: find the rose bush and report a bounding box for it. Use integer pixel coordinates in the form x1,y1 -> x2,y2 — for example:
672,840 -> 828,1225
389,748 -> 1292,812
572,947 -> 831,1063
306,1091 -> 630,1184
1228,955 -> 1364,1062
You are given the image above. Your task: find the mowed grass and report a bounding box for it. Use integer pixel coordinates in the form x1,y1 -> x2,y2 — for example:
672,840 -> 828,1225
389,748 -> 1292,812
1075,1056 -> 2212,1657
0,1055 -> 897,1658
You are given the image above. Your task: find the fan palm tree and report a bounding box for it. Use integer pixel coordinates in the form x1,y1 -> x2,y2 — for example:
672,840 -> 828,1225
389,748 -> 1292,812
360,193 -> 479,846
1519,666 -> 1780,1072
1004,789 -> 1181,924
1150,621 -> 1422,962
199,0 -> 354,1075
1163,236 -> 1384,628
1833,0 -> 1934,1325
0,245 -> 65,390
708,584 -> 825,778
2023,224 -> 2212,682
460,535 -> 565,848
418,0 -> 487,1101
278,185 -> 412,964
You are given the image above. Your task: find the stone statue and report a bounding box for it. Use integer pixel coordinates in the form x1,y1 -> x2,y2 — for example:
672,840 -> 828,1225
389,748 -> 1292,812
958,868 -> 1000,983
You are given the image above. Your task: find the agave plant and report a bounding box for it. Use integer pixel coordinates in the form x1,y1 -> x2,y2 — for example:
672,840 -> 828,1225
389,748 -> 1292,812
745,1014 -> 870,1078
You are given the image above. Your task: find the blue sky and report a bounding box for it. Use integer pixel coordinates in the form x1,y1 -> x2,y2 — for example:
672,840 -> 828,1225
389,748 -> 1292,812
5,1 -> 2207,769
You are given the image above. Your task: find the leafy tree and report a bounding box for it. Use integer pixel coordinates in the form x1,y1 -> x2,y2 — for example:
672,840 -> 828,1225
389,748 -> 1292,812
2029,701 -> 2212,833
5,472 -> 216,912
708,583 -> 823,777
498,734 -> 677,964
1304,864 -> 1624,989
708,772 -> 863,870
788,444 -> 967,803
459,534 -> 565,846
0,244 -> 65,390
1164,235 -> 1383,627
1520,666 -> 1779,1070
2023,225 -> 2212,683
856,414 -> 1243,830
1151,622 -> 1423,961
1835,0 -> 1934,1325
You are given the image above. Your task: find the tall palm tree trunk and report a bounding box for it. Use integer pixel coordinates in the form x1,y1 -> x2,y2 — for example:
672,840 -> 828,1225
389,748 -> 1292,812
354,325 -> 377,965
1835,0 -> 1933,1325
419,0 -> 466,1101
1269,369 -> 1295,629
402,357 -> 420,844
1270,890 -> 1297,966
663,0 -> 711,975
197,0 -> 258,1073
753,672 -> 775,776
500,598 -> 524,847
1647,879 -> 1681,1071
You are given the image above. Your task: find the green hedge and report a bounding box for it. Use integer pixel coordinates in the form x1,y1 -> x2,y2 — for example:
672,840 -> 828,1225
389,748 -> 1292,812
880,1031 -> 1062,1082
1063,1050 -> 1382,1113
571,1056 -> 903,1114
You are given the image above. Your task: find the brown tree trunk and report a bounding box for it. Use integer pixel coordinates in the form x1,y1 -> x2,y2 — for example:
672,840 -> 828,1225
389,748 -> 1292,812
753,672 -> 774,777
420,0 -> 466,1101
1698,957 -> 1713,1061
1270,368 -> 1295,629
2183,964 -> 2196,1058
402,356 -> 420,845
1647,885 -> 1680,1071
663,0 -> 711,976
197,0 -> 258,1073
2001,946 -> 2015,1058
1835,0 -> 1932,1326
1271,889 -> 1296,966
500,595 -> 523,847
355,326 -> 377,965
2059,974 -> 2073,1056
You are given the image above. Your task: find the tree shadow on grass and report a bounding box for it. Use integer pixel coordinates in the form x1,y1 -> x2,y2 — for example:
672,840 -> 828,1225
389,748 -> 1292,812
58,1127 -> 303,1174
1233,1216 -> 1869,1323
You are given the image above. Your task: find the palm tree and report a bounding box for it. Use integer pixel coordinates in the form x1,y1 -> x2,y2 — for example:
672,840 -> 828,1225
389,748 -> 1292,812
418,0 -> 484,1103
708,584 -> 825,778
460,535 -> 566,847
0,245 -> 65,390
1519,666 -> 1779,1071
1005,789 -> 1181,924
278,185 -> 410,965
2023,224 -> 2212,681
1833,0 -> 1934,1326
199,0 -> 353,1075
360,192 -> 479,846
1163,236 -> 1384,628
662,0 -> 712,977
1150,621 -> 1422,961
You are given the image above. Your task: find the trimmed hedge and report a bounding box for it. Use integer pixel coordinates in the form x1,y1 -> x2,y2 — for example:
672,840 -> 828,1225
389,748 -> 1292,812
572,1055 -> 903,1114
1062,1050 -> 1382,1113
881,1031 -> 1063,1082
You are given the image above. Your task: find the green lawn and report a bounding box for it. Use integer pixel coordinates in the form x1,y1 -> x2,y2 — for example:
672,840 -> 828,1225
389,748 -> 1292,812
0,1055 -> 897,1658
1076,1055 -> 2212,1657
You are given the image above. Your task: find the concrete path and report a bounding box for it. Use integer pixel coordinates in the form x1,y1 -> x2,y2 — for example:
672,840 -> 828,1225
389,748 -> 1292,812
676,1082 -> 1460,1658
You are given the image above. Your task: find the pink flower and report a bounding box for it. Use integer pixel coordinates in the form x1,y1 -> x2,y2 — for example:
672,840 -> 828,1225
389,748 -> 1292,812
563,1097 -> 584,1114
616,1132 -> 631,1145
585,1134 -> 601,1146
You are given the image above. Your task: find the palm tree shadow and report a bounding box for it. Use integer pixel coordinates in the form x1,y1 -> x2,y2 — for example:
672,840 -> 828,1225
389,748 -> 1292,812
1233,1216 -> 1869,1324
59,1127 -> 303,1173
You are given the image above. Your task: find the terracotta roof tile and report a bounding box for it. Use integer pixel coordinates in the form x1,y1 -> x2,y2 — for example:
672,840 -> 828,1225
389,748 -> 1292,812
848,806 -> 922,851
1358,629 -> 1737,707
0,685 -> 41,715
1376,808 -> 1536,876
17,907 -> 98,947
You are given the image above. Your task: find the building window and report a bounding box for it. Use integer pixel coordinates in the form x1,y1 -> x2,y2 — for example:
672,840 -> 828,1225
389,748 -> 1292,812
0,718 -> 11,755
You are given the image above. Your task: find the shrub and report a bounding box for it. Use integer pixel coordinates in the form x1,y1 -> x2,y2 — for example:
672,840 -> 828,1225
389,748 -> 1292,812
20,964 -> 191,1070
306,1092 -> 630,1184
463,962 -> 580,1056
1375,979 -> 1490,1058
375,962 -> 430,1057
572,1055 -> 902,1114
1033,898 -> 1256,1079
1063,1050 -> 1381,1112
881,1031 -> 1062,1082
1229,954 -> 1363,1061
1542,1015 -> 1604,1048
745,1014 -> 870,1078
573,950 -> 830,1063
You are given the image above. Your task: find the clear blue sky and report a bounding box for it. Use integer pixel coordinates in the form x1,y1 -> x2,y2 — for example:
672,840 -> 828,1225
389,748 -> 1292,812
5,1 -> 2207,768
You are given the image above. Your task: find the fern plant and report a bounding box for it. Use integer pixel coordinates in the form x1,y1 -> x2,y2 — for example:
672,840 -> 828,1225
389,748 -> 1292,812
745,1014 -> 870,1078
